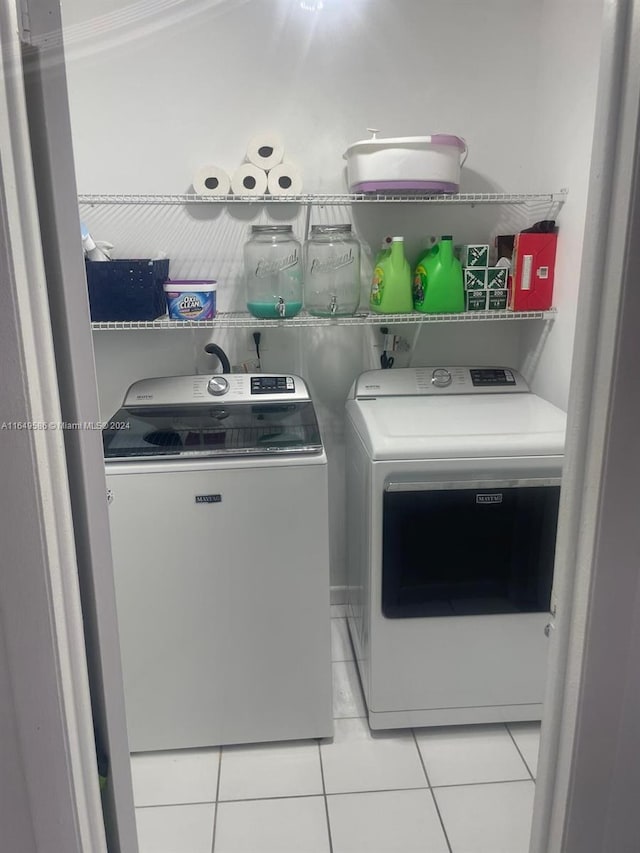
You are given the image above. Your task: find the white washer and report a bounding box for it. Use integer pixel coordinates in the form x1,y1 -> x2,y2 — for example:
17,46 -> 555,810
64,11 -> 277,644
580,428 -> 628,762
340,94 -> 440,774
345,366 -> 566,730
104,373 -> 332,751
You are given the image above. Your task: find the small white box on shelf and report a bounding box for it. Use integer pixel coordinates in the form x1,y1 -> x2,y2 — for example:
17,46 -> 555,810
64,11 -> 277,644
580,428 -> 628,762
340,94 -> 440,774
488,289 -> 508,310
487,267 -> 509,289
458,244 -> 490,267
464,268 -> 488,289
466,290 -> 488,311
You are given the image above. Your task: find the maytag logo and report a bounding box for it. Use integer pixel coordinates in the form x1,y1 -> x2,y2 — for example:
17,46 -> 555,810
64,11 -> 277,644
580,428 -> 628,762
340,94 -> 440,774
195,494 -> 222,504
136,394 -> 153,400
476,493 -> 503,505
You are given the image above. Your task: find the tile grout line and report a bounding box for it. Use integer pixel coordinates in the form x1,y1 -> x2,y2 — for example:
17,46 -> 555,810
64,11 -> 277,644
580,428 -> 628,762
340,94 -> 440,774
505,723 -> 536,782
220,792 -> 326,804
431,777 -> 536,791
411,729 -> 454,853
133,776 -> 535,811
326,784 -> 427,798
317,739 -> 334,853
210,746 -> 223,853
135,799 -> 215,811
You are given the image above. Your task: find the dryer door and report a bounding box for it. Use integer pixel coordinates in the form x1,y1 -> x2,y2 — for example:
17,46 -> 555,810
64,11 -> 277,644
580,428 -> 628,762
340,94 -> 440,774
382,477 -> 561,618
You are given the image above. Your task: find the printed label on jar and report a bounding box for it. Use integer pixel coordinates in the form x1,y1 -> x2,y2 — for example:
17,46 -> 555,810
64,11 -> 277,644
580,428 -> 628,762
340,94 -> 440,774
255,250 -> 299,278
309,249 -> 355,275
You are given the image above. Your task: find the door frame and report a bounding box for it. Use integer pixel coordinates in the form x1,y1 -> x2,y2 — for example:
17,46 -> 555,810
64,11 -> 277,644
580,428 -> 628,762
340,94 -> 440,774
0,0 -> 107,848
530,1 -> 640,850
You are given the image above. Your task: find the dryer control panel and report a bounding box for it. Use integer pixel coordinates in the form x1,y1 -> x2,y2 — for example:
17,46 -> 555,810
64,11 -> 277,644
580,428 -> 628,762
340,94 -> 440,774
470,368 -> 517,387
352,367 -> 530,398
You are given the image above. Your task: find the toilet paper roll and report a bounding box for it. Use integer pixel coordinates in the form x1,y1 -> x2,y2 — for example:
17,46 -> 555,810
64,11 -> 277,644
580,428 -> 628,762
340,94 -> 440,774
231,163 -> 268,196
192,164 -> 231,196
246,133 -> 285,171
267,162 -> 303,196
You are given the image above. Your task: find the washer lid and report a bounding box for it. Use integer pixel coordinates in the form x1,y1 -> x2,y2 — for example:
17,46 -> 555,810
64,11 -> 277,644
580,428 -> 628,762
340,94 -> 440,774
103,374 -> 323,461
346,393 -> 566,460
103,400 -> 323,460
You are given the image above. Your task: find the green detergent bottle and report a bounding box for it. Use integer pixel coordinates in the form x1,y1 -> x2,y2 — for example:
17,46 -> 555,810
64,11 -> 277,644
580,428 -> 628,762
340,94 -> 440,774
413,235 -> 464,313
370,236 -> 413,313
373,235 -> 392,267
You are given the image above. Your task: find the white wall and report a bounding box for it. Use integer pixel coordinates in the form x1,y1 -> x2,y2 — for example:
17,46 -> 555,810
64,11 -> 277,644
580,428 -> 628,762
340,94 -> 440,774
521,0 -> 603,410
62,0 -> 601,588
63,0 -> 544,194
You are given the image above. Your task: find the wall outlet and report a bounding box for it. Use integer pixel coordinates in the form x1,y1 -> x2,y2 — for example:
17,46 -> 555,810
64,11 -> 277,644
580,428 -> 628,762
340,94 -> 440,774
380,334 -> 410,352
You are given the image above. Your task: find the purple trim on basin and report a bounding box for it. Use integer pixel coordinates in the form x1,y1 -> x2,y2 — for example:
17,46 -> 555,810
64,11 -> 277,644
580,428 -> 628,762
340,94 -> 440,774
352,180 -> 459,194
429,134 -> 467,151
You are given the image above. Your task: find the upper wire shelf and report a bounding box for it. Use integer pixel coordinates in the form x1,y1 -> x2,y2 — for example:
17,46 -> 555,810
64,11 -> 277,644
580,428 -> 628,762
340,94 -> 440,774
78,191 -> 568,207
91,309 -> 556,330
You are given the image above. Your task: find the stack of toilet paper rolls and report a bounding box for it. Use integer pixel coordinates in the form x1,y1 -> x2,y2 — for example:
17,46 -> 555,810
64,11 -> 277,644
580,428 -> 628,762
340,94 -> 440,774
233,134 -> 303,196
192,134 -> 303,197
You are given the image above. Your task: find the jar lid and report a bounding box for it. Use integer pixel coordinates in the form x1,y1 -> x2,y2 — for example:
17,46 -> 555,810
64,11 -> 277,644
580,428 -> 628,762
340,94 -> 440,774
251,225 -> 294,233
310,224 -> 353,234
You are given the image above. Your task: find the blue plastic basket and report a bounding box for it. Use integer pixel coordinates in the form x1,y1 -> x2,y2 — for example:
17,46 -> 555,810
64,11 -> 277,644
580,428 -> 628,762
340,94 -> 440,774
86,258 -> 170,322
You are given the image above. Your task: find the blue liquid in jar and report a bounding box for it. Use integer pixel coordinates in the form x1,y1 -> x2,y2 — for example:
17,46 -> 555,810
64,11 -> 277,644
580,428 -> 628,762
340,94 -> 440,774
247,301 -> 303,319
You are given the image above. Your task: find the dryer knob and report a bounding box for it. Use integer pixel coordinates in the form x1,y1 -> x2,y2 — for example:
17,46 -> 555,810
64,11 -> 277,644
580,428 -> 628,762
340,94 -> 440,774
431,368 -> 452,388
207,376 -> 229,396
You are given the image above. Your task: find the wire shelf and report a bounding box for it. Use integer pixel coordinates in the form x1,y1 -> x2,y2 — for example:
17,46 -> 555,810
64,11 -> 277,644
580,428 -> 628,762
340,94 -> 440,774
91,309 -> 556,330
78,191 -> 568,207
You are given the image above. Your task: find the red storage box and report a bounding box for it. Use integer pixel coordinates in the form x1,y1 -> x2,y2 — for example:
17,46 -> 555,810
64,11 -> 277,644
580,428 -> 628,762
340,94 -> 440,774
509,232 -> 557,311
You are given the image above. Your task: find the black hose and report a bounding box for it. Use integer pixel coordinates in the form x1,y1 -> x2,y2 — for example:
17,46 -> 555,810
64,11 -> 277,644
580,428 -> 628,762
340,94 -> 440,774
204,343 -> 231,374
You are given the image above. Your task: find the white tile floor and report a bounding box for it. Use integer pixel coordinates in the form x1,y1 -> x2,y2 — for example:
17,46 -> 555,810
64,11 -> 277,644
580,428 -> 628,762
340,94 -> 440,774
132,609 -> 541,853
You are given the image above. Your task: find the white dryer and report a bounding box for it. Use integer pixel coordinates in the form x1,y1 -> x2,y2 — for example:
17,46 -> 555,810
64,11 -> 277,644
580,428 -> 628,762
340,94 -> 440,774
345,366 -> 566,730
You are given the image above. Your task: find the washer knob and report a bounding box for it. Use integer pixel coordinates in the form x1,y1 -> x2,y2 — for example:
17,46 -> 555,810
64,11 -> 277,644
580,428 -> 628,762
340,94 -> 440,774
431,368 -> 452,388
207,376 -> 229,396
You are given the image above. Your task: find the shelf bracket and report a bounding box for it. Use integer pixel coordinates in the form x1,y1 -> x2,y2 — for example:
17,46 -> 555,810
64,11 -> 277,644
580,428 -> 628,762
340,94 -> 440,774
303,199 -> 313,243
407,323 -> 424,366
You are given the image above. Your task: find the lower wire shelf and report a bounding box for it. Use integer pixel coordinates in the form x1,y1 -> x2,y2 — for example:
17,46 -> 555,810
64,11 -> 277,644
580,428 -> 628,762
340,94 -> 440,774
91,309 -> 556,330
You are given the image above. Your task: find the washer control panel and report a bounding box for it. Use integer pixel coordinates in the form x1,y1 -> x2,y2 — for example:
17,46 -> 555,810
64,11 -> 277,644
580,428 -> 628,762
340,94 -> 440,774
207,376 -> 230,396
251,376 -> 295,395
123,374 -> 309,407
431,368 -> 452,388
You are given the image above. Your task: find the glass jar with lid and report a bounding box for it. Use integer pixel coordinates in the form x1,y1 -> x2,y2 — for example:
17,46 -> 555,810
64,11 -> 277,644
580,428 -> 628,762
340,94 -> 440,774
303,224 -> 361,317
244,225 -> 303,319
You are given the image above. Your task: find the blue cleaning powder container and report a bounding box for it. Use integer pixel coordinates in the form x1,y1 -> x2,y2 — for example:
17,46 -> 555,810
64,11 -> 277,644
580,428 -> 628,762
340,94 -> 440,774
164,280 -> 217,320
